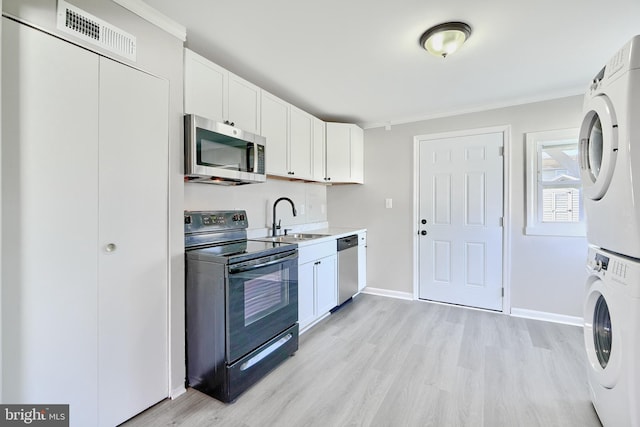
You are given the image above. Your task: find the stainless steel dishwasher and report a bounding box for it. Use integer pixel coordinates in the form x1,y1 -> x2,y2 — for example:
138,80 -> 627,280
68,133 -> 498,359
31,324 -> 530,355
336,234 -> 359,306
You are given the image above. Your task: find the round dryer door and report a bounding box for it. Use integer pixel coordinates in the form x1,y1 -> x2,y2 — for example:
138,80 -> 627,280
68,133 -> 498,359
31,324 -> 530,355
584,277 -> 621,389
579,95 -> 618,200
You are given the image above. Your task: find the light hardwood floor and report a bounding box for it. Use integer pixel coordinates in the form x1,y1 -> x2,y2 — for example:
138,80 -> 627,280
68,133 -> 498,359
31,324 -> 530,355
124,294 -> 602,427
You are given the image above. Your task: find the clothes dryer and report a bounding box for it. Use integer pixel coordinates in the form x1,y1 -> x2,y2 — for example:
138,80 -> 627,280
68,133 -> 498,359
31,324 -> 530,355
580,35 -> 640,257
584,245 -> 640,426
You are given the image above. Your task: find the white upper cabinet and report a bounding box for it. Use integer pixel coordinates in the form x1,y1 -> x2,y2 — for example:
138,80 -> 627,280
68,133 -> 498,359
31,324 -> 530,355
312,117 -> 326,182
261,91 -> 313,180
184,48 -> 365,184
184,49 -> 261,134
261,90 -> 289,176
227,72 -> 261,134
350,124 -> 364,183
184,49 -> 226,122
288,105 -> 313,180
326,122 -> 364,184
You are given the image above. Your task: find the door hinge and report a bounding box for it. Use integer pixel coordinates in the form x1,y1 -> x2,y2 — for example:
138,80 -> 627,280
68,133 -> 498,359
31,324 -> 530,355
498,217 -> 504,227
501,288 -> 504,297
498,146 -> 504,156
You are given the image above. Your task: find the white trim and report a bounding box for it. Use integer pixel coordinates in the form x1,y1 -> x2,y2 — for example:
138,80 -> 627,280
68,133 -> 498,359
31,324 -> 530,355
170,385 -> 187,400
361,287 -> 413,301
502,126 -> 513,314
299,312 -> 331,335
511,308 -> 583,327
412,125 -> 512,314
360,87 -> 584,129
112,0 -> 187,41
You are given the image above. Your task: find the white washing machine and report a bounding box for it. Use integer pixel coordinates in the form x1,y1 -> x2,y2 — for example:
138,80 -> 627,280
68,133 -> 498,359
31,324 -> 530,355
584,245 -> 640,426
579,35 -> 640,257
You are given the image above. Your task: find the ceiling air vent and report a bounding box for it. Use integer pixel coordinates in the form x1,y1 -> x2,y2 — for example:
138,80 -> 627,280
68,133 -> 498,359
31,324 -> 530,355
56,0 -> 136,61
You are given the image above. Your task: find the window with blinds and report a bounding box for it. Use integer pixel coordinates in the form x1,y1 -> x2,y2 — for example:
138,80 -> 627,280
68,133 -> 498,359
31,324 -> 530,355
525,129 -> 585,236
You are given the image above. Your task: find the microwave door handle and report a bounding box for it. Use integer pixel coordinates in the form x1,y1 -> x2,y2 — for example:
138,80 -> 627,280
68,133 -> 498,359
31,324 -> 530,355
229,252 -> 298,274
247,144 -> 253,172
253,142 -> 259,173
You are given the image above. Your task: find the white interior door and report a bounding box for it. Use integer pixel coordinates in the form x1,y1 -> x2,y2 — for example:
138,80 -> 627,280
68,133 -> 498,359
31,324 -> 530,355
98,57 -> 169,426
418,132 -> 504,311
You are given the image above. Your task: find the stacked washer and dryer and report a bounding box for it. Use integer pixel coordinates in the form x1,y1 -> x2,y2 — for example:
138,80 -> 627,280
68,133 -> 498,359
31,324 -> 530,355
580,35 -> 640,427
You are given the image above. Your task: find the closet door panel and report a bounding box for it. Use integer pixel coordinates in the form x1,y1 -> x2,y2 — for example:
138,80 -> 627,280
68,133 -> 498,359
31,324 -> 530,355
1,18 -> 100,426
97,57 -> 169,427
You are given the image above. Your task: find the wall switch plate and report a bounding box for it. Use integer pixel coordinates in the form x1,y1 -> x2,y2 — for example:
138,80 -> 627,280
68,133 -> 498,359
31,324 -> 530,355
385,198 -> 393,209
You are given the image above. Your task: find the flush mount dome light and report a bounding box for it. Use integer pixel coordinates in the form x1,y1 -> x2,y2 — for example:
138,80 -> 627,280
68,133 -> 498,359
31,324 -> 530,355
420,22 -> 472,58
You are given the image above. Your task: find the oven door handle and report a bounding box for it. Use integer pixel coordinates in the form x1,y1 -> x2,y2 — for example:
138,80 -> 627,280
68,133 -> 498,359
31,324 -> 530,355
228,252 -> 298,273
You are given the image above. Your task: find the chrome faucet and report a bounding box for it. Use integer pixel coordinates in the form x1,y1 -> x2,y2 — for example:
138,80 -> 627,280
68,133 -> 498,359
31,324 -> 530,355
272,197 -> 297,236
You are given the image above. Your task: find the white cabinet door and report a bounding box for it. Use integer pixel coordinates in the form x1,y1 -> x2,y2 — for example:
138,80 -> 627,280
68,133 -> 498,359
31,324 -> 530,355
326,122 -> 352,182
98,58 -> 169,427
289,105 -> 313,179
228,72 -> 261,134
185,49 -> 260,134
351,125 -> 364,184
298,261 -> 316,330
357,232 -> 367,292
315,254 -> 338,315
261,90 -> 289,176
2,18 -> 100,426
312,117 -> 327,182
184,49 -> 227,122
326,122 -> 365,184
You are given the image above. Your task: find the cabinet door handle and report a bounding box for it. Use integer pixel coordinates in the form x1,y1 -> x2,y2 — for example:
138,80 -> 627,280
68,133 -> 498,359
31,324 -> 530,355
105,243 -> 117,252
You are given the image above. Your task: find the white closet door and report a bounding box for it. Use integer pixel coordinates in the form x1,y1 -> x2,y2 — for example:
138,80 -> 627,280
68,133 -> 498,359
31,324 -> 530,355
97,57 -> 169,427
2,18 -> 100,426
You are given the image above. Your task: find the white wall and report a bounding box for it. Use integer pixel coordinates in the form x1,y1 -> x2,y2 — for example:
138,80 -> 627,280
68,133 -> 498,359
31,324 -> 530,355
328,95 -> 588,318
184,178 -> 328,233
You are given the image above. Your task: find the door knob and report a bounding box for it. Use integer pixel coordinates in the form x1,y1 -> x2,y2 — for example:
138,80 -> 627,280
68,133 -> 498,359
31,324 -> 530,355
420,230 -> 427,236
105,243 -> 117,252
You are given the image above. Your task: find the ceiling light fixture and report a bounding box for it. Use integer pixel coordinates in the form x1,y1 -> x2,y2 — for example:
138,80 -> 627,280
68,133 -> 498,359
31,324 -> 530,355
420,22 -> 472,58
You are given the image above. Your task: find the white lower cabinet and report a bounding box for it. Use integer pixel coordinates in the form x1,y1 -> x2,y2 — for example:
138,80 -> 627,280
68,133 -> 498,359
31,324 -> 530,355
2,19 -> 169,427
298,241 -> 337,331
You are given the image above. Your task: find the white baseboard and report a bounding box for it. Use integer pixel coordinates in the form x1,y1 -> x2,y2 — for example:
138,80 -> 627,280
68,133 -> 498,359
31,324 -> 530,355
511,308 -> 583,327
361,287 -> 413,301
170,385 -> 187,399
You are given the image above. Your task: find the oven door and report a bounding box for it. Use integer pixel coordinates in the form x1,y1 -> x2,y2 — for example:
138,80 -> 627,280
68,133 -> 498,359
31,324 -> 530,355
227,250 -> 298,362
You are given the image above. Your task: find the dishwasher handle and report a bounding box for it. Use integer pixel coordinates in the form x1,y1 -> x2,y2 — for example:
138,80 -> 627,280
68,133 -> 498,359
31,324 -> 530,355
337,235 -> 359,251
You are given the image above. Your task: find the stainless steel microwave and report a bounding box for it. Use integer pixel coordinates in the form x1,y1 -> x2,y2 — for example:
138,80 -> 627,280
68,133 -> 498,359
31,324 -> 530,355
184,114 -> 266,185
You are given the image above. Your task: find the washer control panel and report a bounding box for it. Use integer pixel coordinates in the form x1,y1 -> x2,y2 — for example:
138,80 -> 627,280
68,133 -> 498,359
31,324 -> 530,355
587,246 -> 640,297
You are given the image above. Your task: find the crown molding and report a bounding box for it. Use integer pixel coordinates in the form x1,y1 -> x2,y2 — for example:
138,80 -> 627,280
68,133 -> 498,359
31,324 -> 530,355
113,0 -> 186,41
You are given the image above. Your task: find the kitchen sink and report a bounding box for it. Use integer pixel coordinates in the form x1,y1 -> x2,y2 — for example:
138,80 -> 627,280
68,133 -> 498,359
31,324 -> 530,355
254,233 -> 330,243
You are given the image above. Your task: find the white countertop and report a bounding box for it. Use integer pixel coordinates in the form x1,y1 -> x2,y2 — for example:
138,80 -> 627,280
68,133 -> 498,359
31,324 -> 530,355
291,227 -> 366,247
247,225 -> 366,247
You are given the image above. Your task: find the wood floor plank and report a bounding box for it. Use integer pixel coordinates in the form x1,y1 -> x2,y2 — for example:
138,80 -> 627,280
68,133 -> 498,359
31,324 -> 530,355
123,294 -> 602,427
